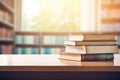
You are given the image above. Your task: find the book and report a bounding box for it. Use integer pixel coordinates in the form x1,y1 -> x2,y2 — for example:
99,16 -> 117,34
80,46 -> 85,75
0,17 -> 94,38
14,48 -> 39,54
0,46 -> 2,54
69,34 -> 116,41
41,48 -> 62,54
59,52 -> 114,61
14,48 -> 18,54
114,23 -> 120,32
15,35 -> 22,44
15,35 -> 39,44
0,45 -> 13,54
64,41 -> 117,46
65,45 -> 118,54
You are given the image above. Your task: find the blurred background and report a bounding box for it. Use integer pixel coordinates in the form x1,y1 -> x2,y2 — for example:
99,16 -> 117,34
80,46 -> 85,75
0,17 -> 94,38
1,0 -> 120,55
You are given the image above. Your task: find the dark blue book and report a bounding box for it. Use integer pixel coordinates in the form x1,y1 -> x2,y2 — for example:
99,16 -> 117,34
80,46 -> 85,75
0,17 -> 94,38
14,48 -> 18,54
0,46 -> 2,54
43,48 -> 51,54
21,48 -> 26,54
32,48 -> 37,54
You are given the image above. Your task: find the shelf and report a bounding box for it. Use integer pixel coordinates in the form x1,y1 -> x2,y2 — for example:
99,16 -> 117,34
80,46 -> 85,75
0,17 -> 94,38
15,44 -> 40,47
0,38 -> 14,42
15,31 -> 40,35
102,4 -> 120,8
0,0 -> 14,13
0,20 -> 14,29
101,18 -> 120,23
42,45 -> 64,48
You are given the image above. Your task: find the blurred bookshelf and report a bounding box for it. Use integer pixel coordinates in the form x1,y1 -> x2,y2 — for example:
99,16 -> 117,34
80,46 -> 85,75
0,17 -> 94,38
100,0 -> 120,32
14,31 -> 40,54
14,31 -> 120,55
0,0 -> 14,54
14,31 -> 69,55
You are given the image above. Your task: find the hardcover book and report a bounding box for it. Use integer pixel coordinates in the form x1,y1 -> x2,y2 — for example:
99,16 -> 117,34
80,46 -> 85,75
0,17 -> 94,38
69,34 -> 116,41
59,52 -> 114,61
64,41 -> 117,46
65,45 -> 118,54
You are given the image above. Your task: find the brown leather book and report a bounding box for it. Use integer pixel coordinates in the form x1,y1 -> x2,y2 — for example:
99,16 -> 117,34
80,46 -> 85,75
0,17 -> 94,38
59,52 -> 114,61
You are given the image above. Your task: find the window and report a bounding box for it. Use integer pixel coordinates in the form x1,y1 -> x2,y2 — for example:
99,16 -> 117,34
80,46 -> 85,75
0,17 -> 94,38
22,0 -> 81,32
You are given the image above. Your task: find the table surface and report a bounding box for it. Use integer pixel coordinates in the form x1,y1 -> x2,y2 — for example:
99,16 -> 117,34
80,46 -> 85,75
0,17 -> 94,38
0,55 -> 120,72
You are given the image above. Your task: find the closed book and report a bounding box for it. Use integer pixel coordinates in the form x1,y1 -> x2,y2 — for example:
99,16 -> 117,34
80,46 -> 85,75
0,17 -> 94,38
14,48 -> 18,54
59,52 -> 114,61
0,28 -> 2,38
25,36 -> 34,44
43,48 -> 51,54
0,46 -> 2,54
65,45 -> 118,54
15,35 -> 22,44
21,48 -> 26,54
26,48 -> 32,54
56,36 -> 64,45
32,48 -> 36,54
22,36 -> 25,44
35,36 -> 39,44
64,41 -> 117,46
69,34 -> 116,41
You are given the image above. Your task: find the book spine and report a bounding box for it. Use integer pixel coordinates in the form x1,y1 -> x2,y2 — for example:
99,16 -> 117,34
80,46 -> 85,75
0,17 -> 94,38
43,48 -> 51,54
81,54 -> 113,61
31,48 -> 38,54
36,36 -> 39,44
21,48 -> 26,54
22,36 -> 25,44
0,46 -> 2,54
14,48 -> 18,54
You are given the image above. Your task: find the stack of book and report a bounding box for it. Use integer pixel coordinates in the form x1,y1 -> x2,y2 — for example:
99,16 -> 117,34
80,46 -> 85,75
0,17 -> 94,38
59,34 -> 119,61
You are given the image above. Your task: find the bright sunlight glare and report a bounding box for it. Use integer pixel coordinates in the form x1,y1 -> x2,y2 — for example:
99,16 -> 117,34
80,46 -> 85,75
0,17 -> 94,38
22,0 -> 45,19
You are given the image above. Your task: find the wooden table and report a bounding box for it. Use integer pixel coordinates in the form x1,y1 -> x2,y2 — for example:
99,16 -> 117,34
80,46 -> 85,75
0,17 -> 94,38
0,55 -> 120,80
